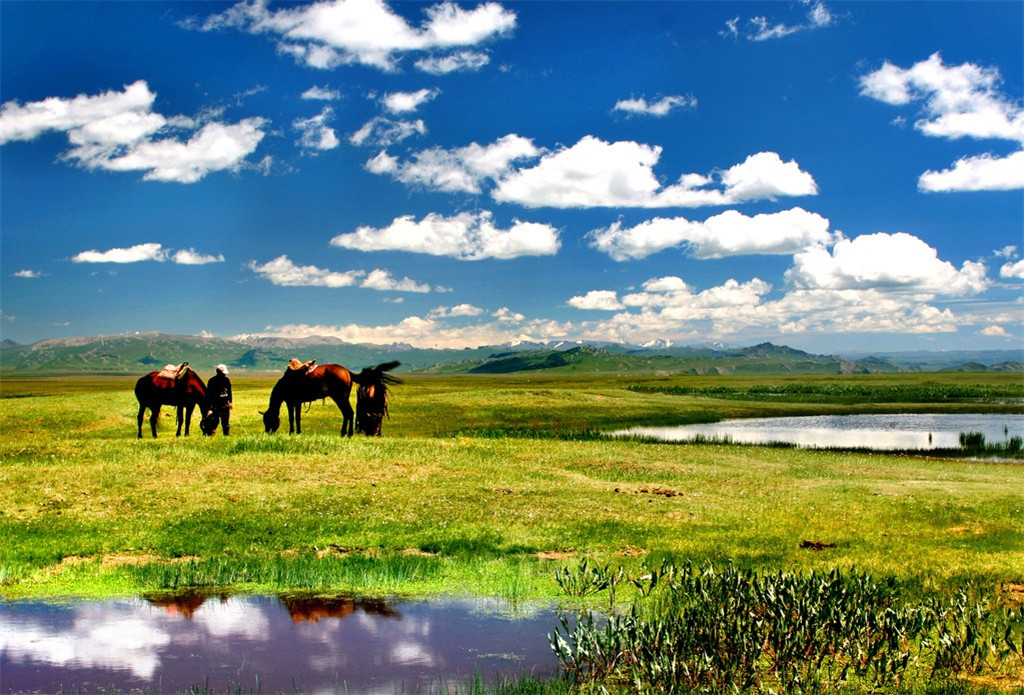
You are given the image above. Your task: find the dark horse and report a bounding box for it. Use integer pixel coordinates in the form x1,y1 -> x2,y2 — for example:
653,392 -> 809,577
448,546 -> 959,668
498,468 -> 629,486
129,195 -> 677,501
261,361 -> 400,436
134,364 -> 210,438
355,364 -> 402,436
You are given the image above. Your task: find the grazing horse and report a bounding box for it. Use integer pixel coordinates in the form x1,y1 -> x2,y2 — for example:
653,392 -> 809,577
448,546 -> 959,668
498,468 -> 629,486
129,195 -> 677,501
261,361 -> 400,436
355,364 -> 401,436
134,364 -> 210,438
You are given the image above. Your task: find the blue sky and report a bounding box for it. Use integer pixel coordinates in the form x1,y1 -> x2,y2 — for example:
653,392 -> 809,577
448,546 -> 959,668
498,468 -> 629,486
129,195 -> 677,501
1,0 -> 1022,352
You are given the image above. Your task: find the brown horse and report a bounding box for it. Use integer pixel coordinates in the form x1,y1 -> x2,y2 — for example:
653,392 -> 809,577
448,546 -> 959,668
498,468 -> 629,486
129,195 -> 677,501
355,364 -> 401,436
261,361 -> 400,436
134,364 -> 210,438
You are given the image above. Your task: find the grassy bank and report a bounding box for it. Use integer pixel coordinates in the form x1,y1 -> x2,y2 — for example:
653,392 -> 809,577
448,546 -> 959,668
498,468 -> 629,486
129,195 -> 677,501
1,373 -> 1022,600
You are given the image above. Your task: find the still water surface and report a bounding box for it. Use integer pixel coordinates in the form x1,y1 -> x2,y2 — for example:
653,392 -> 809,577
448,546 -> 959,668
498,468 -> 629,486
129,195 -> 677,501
1,594 -> 561,694
615,413 -> 1024,450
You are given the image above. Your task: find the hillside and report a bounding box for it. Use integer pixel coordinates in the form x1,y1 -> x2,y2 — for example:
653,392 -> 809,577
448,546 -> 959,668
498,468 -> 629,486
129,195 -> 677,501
0,332 -> 1020,376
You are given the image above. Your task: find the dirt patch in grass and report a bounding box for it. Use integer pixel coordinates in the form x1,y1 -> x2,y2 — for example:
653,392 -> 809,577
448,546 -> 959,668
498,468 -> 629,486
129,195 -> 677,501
536,549 -> 577,561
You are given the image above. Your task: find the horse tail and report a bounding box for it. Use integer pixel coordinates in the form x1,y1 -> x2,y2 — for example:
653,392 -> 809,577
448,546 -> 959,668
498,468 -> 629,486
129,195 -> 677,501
352,361 -> 402,386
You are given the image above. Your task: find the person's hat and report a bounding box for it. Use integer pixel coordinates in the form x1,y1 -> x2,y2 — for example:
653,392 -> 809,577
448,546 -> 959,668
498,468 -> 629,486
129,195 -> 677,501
216,364 -> 228,374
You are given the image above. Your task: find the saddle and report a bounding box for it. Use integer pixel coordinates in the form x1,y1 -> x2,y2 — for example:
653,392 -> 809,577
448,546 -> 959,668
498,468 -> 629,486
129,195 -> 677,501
158,362 -> 189,379
286,358 -> 317,374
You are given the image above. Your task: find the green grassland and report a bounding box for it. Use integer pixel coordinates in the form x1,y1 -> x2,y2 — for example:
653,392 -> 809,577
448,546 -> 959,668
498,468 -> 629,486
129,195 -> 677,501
1,372 -> 1021,600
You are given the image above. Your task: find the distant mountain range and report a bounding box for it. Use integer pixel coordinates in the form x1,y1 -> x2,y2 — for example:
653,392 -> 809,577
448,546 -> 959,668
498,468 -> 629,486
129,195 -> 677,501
0,332 -> 1021,377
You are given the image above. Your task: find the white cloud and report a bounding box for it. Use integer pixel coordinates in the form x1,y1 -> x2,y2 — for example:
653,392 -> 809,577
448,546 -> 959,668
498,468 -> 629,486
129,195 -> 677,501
493,139 -> 817,208
861,52 -> 1024,192
613,94 -> 697,117
331,210 -> 560,260
301,85 -> 341,101
172,249 -> 225,265
860,52 -> 1024,142
247,255 -> 431,292
428,303 -> 485,318
350,116 -> 426,147
382,88 -> 439,114
360,268 -> 431,292
1001,259 -> 1024,279
294,107 -> 340,151
725,0 -> 834,41
248,255 -> 364,287
72,243 -> 169,264
72,243 -> 226,265
201,0 -> 515,71
918,150 -> 1024,192
786,232 -> 989,296
981,324 -> 1008,337
414,50 -> 490,74
0,81 -> 267,183
12,269 -> 43,278
367,133 -> 539,193
588,207 -> 835,261
568,290 -> 624,311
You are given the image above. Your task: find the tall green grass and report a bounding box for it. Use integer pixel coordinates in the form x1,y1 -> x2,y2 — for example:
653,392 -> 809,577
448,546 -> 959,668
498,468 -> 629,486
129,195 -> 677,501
550,560 -> 1024,694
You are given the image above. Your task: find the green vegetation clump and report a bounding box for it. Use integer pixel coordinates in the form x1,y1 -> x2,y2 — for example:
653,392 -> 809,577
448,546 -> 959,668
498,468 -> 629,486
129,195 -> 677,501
551,560 -> 1024,694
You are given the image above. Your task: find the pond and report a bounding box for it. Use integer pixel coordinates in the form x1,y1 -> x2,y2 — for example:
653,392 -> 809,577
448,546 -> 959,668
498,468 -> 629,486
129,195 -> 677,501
614,413 -> 1024,451
0,594 -> 562,693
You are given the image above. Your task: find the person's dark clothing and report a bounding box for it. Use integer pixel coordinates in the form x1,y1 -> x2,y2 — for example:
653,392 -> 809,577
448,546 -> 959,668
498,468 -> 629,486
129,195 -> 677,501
207,372 -> 233,435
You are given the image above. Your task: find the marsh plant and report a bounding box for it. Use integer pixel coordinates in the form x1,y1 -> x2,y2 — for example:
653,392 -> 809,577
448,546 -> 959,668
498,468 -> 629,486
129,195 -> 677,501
550,561 -> 1024,694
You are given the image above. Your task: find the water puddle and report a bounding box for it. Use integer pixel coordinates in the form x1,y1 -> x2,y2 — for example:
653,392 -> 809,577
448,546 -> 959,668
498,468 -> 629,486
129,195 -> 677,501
1,593 -> 562,693
614,413 -> 1024,451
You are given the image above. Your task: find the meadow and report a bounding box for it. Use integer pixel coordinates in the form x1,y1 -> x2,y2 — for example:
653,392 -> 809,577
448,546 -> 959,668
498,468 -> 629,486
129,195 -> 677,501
1,372 -> 1022,692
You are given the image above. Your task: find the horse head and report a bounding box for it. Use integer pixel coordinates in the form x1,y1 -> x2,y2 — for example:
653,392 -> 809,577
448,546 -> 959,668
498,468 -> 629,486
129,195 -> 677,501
261,409 -> 280,434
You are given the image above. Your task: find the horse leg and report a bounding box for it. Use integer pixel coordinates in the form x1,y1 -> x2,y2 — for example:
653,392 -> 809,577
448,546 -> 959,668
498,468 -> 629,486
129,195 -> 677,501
151,405 -> 161,438
137,404 -> 146,439
333,395 -> 354,437
183,404 -> 194,436
295,404 -> 302,435
287,404 -> 296,435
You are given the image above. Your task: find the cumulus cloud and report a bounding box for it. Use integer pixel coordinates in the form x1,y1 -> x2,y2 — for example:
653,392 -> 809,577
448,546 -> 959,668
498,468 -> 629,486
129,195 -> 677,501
12,269 -> 43,278
71,243 -> 225,265
860,52 -> 1024,191
428,303 -> 485,318
72,243 -> 169,264
568,290 -> 624,311
350,116 -> 426,147
918,150 -> 1024,192
723,0 -> 834,41
294,107 -> 340,151
1001,259 -> 1024,279
414,50 -> 490,74
382,88 -> 439,114
330,210 -> 560,260
373,135 -> 818,209
786,232 -> 989,296
981,324 -> 1008,337
360,268 -> 431,292
860,52 -> 1024,141
494,139 -> 817,209
301,85 -> 341,101
0,81 -> 267,183
248,255 -> 364,287
247,255 -> 432,292
613,94 -> 697,117
588,207 -> 835,261
366,133 -> 539,193
172,248 -> 225,265
200,0 -> 515,71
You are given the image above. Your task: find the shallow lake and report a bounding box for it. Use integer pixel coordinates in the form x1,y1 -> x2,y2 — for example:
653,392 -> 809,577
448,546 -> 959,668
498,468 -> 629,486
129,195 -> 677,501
0,594 -> 562,693
614,413 -> 1024,451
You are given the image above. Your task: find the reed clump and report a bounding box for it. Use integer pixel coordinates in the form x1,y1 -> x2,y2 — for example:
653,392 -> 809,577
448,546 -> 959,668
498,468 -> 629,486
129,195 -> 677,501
551,560 -> 1024,694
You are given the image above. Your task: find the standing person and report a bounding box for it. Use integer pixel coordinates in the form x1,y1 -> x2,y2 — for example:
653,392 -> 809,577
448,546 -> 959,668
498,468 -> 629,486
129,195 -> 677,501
207,364 -> 233,435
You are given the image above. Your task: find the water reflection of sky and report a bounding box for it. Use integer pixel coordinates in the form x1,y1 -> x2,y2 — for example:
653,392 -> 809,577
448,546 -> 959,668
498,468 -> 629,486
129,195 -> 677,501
1,595 -> 561,694
616,414 -> 1024,450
